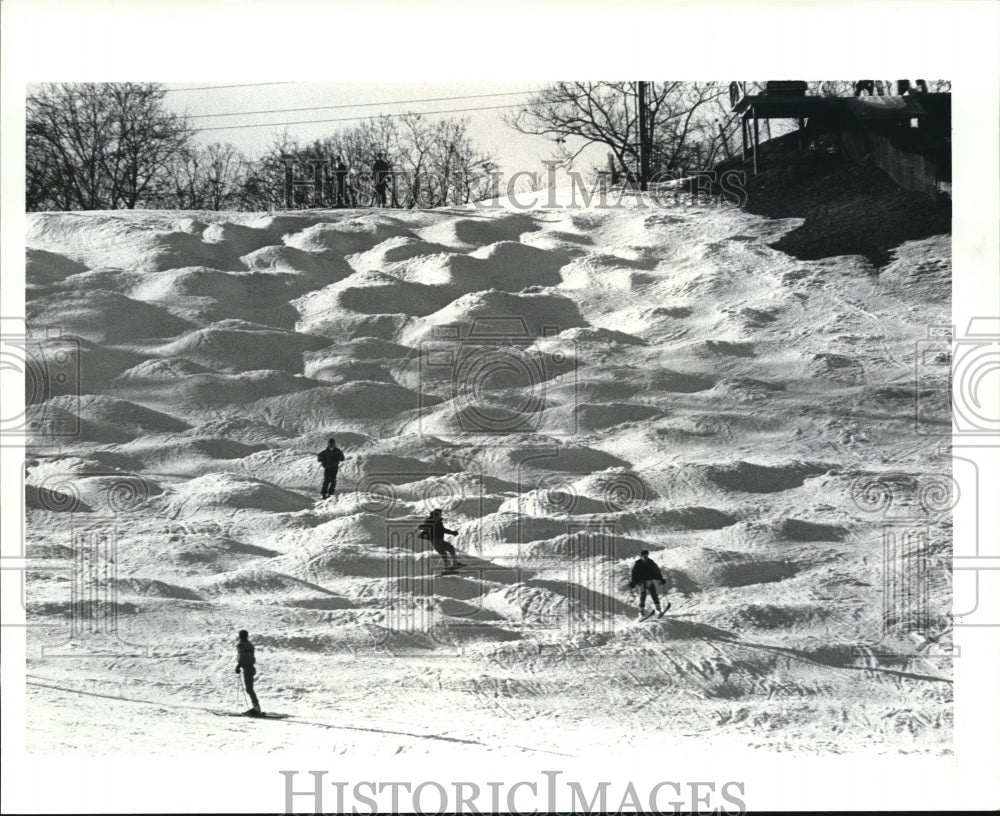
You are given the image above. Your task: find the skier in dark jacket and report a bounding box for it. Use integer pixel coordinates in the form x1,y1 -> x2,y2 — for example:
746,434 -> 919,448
629,549 -> 669,619
417,508 -> 463,569
372,153 -> 391,207
317,437 -> 346,499
333,156 -> 350,207
235,629 -> 261,716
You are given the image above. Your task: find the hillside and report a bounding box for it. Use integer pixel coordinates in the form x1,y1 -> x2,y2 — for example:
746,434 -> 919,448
716,131 -> 952,268
23,187 -> 952,757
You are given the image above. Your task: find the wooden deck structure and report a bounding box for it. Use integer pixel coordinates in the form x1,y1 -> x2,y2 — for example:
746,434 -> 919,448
728,81 -> 951,196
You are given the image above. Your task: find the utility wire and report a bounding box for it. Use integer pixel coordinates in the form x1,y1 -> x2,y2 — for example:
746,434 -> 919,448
26,81 -> 300,103
187,90 -> 537,119
165,82 -> 301,93
28,84 -> 540,109
195,102 -> 529,133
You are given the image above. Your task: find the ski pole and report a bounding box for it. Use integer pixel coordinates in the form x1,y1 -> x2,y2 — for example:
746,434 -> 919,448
236,671 -> 248,710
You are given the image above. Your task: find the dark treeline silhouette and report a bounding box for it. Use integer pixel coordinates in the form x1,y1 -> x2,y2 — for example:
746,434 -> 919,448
27,83 -> 191,211
27,82 -> 498,212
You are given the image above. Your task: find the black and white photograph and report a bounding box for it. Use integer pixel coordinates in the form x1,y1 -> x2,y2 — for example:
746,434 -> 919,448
2,1 -> 998,813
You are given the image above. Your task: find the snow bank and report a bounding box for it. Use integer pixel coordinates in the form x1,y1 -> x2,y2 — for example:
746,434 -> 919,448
283,217 -> 416,257
28,290 -> 193,343
399,289 -> 588,347
27,212 -> 242,273
166,472 -> 313,514
242,381 -> 437,434
416,213 -> 540,248
113,361 -> 318,410
347,236 -> 455,272
25,248 -> 88,288
157,320 -> 328,373
43,394 -> 189,438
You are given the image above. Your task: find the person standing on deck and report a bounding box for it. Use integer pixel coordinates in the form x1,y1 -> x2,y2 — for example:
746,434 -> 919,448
372,153 -> 391,207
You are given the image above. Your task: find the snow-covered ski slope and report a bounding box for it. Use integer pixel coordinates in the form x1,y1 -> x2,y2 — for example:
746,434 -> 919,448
24,188 -> 952,756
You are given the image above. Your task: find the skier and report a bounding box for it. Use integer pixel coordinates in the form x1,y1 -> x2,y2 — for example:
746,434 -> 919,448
235,629 -> 262,716
372,153 -> 391,207
629,549 -> 670,619
417,508 -> 463,570
317,437 -> 346,499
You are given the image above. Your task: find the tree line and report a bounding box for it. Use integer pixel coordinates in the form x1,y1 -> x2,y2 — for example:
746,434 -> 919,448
28,80 -> 951,212
26,82 -> 499,212
27,81 -> 744,211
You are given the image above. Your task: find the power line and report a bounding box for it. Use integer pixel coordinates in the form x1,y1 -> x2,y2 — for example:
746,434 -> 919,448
195,102 -> 529,133
26,81 -> 300,103
27,83 -> 540,108
165,82 -> 301,93
187,90 -> 538,119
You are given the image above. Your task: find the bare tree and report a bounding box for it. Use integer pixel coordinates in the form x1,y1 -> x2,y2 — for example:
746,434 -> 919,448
504,81 -> 730,180
434,118 -> 498,205
200,143 -> 247,210
162,145 -> 202,209
160,142 -> 248,210
397,114 -> 437,207
395,115 -> 496,207
244,114 -> 496,210
235,131 -> 316,210
27,82 -> 192,211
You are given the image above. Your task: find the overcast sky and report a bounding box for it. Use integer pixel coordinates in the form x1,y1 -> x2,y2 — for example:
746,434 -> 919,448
164,80 -> 607,177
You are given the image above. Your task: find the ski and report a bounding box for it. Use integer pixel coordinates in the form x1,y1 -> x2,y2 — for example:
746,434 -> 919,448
212,710 -> 289,720
207,709 -> 290,720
